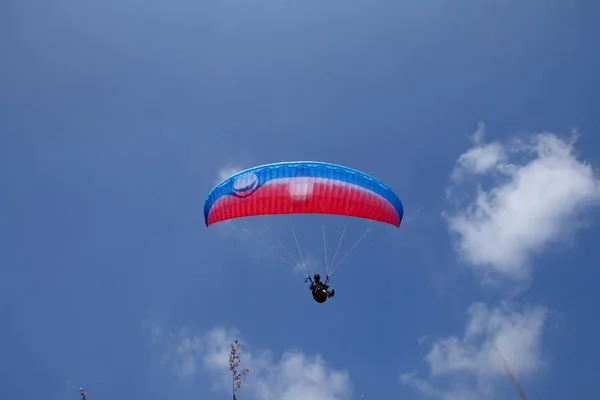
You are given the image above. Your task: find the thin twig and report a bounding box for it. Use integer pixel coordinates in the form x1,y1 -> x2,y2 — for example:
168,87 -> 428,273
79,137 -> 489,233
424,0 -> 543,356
494,345 -> 528,400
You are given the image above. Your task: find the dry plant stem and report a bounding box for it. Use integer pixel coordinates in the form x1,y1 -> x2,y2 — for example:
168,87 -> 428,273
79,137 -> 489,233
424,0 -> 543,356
494,345 -> 528,400
229,339 -> 250,400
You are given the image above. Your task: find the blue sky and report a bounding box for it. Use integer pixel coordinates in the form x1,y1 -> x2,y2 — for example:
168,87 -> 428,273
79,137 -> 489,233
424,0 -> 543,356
1,0 -> 599,399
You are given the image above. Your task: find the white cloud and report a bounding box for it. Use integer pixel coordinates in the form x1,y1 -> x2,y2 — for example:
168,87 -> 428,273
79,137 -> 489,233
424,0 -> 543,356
142,320 -> 163,348
216,165 -> 244,183
451,122 -> 507,182
160,326 -> 352,400
444,124 -> 600,280
401,302 -> 547,400
426,302 -> 547,377
470,121 -> 487,145
161,329 -> 203,380
451,143 -> 506,181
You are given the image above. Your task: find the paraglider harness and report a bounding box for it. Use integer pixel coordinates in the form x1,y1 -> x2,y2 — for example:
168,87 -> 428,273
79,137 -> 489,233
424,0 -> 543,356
305,273 -> 335,303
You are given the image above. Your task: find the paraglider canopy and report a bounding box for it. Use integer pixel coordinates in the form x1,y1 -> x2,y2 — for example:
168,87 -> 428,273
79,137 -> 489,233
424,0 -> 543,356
204,161 -> 404,283
204,161 -> 403,227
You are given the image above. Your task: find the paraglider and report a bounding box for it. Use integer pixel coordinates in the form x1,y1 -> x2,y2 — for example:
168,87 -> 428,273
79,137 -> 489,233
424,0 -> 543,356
306,273 -> 335,303
204,161 -> 403,303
